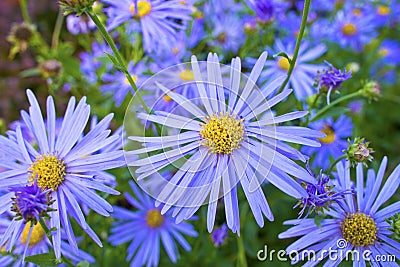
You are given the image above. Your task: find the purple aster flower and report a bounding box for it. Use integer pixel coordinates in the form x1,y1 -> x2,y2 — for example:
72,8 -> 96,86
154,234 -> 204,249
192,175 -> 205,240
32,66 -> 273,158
330,10 -> 376,52
80,41 -> 112,84
101,61 -> 148,106
302,115 -> 353,170
211,223 -> 228,247
279,158 -> 400,266
66,14 -> 95,35
109,181 -> 198,267
0,90 -> 124,260
377,39 -> 400,66
295,169 -> 352,218
316,61 -> 352,103
126,52 -> 325,234
0,214 -> 94,267
10,182 -> 54,224
258,40 -> 326,100
102,0 -> 193,53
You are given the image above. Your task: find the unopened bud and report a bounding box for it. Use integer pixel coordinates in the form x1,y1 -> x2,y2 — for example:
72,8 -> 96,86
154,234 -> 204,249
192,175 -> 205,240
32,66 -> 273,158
39,60 -> 63,78
59,0 -> 95,15
360,80 -> 381,101
343,137 -> 374,167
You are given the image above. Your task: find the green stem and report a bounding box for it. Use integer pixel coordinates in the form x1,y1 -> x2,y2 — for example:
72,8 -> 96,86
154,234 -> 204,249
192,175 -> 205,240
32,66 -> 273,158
310,91 -> 362,122
327,155 -> 346,174
236,235 -> 248,267
277,0 -> 311,93
39,218 -> 52,241
19,0 -> 32,24
85,8 -> 150,114
52,8 -> 64,49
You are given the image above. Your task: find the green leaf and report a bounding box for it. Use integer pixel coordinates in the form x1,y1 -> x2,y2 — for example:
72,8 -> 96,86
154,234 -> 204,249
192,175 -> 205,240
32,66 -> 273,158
77,261 -> 90,267
25,253 -> 60,266
104,52 -> 124,71
20,68 -> 41,78
314,214 -> 326,229
272,52 -> 292,63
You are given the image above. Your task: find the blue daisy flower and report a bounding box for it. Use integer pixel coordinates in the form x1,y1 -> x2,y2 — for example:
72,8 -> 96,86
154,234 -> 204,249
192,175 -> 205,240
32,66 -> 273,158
330,9 -> 376,52
0,213 -> 94,267
101,61 -> 148,106
0,90 -> 124,260
80,41 -> 112,84
377,39 -> 400,66
109,181 -> 198,267
126,52 -> 325,234
302,115 -> 353,170
102,0 -> 193,53
279,157 -> 400,266
66,14 -> 95,35
258,40 -> 326,100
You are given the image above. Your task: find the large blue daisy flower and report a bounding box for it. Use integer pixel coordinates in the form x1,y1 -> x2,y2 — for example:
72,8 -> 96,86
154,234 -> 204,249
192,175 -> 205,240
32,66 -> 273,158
109,181 -> 198,267
126,52 -> 324,234
279,157 -> 400,266
0,90 -> 124,260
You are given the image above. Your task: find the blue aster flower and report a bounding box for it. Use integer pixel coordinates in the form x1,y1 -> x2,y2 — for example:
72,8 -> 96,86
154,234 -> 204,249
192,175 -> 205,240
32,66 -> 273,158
80,41 -> 112,84
109,181 -> 198,267
279,158 -> 400,266
66,14 -> 95,35
302,115 -> 353,170
102,0 -> 193,53
0,90 -> 124,260
259,40 -> 326,100
101,61 -> 148,106
329,9 -> 376,52
126,52 -> 325,234
211,223 -> 228,247
0,213 -> 94,267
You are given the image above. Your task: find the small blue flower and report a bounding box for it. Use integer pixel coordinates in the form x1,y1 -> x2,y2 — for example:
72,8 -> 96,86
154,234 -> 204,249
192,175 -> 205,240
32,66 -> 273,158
279,158 -> 400,266
109,181 -> 198,267
102,0 -> 193,53
66,14 -> 95,35
259,40 -> 326,100
302,115 -> 353,170
0,90 -> 124,260
101,61 -> 148,106
80,41 -> 112,84
211,223 -> 228,247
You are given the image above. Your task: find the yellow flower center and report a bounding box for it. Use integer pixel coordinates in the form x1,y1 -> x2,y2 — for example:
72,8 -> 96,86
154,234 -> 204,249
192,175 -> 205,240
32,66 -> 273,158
129,1 -> 152,18
318,125 -> 335,144
342,23 -> 357,36
146,209 -> 164,228
172,47 -> 179,55
278,57 -> 291,71
377,5 -> 390,16
341,213 -> 378,247
200,113 -> 244,155
179,69 -> 195,81
379,48 -> 389,57
352,8 -> 362,16
124,75 -> 138,85
28,154 -> 66,191
217,33 -> 227,43
20,222 -> 46,247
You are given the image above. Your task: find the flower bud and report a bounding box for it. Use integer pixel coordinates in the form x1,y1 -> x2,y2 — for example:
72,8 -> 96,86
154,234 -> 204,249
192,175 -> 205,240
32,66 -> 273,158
59,0 -> 95,15
343,137 -> 375,167
360,80 -> 381,101
39,60 -> 63,78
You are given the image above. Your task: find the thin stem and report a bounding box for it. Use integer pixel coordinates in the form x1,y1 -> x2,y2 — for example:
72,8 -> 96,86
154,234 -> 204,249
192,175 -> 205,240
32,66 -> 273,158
327,155 -> 346,174
85,8 -> 150,114
310,91 -> 362,122
278,0 -> 311,93
52,8 -> 64,49
39,218 -> 52,241
19,0 -> 32,24
236,235 -> 248,267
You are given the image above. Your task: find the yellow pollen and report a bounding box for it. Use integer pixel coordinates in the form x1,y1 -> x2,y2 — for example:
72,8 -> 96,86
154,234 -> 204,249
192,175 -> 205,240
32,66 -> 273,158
341,213 -> 378,247
172,47 -> 179,55
20,222 -> 46,247
318,125 -> 335,144
179,69 -> 194,81
379,48 -> 389,57
342,23 -> 357,36
129,1 -> 152,18
200,113 -> 244,155
278,57 -> 291,70
146,209 -> 164,228
377,5 -> 390,16
180,0 -> 187,5
28,154 -> 66,191
352,8 -> 362,16
124,75 -> 138,85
